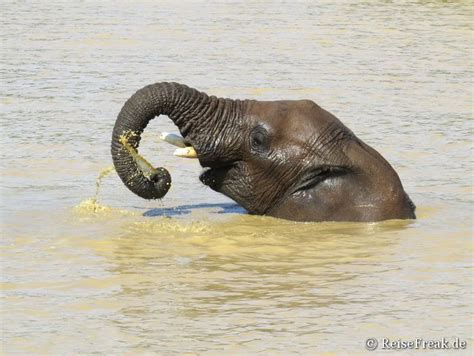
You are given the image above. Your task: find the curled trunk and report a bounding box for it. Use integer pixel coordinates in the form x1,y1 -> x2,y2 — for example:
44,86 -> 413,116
111,82 -> 211,199
111,82 -> 244,200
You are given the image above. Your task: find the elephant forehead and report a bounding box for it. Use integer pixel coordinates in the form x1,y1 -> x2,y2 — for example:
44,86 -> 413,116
249,100 -> 337,134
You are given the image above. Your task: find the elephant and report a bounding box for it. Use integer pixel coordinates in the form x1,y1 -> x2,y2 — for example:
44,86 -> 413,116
111,82 -> 415,222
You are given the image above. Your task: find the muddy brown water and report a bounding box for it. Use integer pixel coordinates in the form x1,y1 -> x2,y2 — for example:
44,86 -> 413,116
1,1 -> 473,354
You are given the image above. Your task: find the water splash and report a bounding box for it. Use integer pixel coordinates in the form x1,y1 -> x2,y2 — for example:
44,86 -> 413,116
94,165 -> 115,200
75,166 -> 115,213
75,198 -> 113,213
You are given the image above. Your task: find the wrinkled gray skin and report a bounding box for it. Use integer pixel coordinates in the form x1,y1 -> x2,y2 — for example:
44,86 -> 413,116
111,82 -> 415,222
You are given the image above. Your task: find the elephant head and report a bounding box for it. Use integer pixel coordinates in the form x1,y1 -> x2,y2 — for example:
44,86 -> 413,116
111,82 -> 415,222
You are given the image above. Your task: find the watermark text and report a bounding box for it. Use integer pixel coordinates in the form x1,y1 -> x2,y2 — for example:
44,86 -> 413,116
365,337 -> 467,351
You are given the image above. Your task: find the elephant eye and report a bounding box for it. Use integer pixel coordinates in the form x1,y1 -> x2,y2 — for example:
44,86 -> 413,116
250,127 -> 269,153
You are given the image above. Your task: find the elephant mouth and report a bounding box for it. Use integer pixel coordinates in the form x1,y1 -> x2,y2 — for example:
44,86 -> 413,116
199,167 -> 214,185
158,132 -> 234,191
199,164 -> 234,190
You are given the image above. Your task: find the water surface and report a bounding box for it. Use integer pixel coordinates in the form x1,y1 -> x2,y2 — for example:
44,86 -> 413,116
1,1 -> 473,354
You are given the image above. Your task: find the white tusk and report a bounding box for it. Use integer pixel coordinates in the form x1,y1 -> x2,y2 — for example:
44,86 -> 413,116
160,132 -> 197,158
173,147 -> 198,158
160,132 -> 187,148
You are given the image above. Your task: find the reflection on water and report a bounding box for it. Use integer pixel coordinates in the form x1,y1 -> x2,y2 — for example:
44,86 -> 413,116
143,202 -> 247,217
1,0 -> 473,354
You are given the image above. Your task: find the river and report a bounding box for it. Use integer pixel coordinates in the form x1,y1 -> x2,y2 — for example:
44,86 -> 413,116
1,1 -> 472,354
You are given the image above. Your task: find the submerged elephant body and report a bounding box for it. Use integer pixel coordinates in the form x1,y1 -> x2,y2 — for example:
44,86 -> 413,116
111,82 -> 415,222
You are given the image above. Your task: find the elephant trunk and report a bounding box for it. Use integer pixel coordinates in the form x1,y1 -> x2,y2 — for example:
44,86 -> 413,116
111,82 -> 243,200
